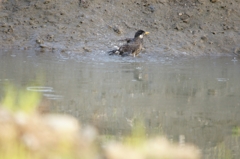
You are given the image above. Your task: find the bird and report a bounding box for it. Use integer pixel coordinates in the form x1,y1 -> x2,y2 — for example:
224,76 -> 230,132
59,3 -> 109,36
108,30 -> 149,57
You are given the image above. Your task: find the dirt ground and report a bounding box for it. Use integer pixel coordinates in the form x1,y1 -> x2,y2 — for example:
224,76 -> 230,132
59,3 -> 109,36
0,0 -> 239,56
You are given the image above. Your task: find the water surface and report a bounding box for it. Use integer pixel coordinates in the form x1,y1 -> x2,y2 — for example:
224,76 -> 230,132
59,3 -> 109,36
0,50 -> 240,158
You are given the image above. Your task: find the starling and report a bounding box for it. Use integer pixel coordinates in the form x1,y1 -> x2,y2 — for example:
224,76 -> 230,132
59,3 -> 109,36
108,30 -> 149,57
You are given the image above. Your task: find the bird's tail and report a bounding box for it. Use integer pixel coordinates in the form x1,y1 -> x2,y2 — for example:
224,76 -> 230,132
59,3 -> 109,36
108,49 -> 120,55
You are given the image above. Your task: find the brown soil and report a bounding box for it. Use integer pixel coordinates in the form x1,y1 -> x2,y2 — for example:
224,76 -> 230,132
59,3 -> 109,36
0,0 -> 239,56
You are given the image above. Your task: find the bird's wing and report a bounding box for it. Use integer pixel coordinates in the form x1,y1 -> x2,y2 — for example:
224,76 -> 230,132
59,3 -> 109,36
119,42 -> 140,54
118,38 -> 133,43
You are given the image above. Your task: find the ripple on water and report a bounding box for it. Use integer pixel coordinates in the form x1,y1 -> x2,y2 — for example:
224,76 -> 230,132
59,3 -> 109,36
216,78 -> 229,82
27,86 -> 54,92
27,87 -> 63,100
43,93 -> 63,100
66,50 -> 176,65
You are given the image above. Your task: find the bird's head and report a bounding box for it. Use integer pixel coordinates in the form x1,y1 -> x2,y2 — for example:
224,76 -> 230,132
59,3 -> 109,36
134,30 -> 150,38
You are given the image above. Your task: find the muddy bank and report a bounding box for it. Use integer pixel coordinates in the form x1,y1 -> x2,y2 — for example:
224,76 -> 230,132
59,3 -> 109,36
0,0 -> 239,56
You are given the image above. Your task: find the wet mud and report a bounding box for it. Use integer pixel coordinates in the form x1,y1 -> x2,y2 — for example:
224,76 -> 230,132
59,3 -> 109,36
0,0 -> 239,56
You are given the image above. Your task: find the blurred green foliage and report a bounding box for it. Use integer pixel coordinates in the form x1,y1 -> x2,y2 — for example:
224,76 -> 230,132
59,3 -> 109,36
232,126 -> 240,136
1,83 -> 41,113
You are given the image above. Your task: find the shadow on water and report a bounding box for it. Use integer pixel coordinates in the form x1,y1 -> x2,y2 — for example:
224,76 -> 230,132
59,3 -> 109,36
1,50 -> 240,158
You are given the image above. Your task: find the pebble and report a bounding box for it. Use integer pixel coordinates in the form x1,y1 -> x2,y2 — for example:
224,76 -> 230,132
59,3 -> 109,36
0,12 -> 9,18
210,0 -> 217,3
149,5 -> 155,13
43,0 -> 50,4
200,36 -> 207,41
36,39 -> 42,44
113,26 -> 122,34
83,47 -> 91,52
234,48 -> 240,55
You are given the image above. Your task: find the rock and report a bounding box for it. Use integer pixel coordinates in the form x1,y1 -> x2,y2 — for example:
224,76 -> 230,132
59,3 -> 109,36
0,12 -> 9,18
34,2 -> 43,9
46,34 -> 54,42
79,0 -> 89,8
234,47 -> 240,55
159,0 -> 168,4
198,0 -> 205,4
148,5 -> 155,13
0,22 -> 7,27
83,47 -> 91,52
174,23 -> 181,30
43,0 -> 50,4
113,26 -> 122,34
200,36 -> 207,41
36,39 -> 42,44
47,15 -> 58,23
29,21 -> 34,25
210,0 -> 217,3
179,13 -> 190,23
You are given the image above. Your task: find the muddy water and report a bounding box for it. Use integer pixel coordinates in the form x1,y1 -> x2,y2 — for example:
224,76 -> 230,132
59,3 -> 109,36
1,50 -> 240,158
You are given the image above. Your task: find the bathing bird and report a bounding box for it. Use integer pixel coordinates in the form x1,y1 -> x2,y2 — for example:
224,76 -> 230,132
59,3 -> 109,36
108,30 -> 149,57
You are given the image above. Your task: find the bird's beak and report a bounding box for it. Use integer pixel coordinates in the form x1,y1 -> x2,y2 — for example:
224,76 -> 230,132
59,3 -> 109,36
145,32 -> 150,35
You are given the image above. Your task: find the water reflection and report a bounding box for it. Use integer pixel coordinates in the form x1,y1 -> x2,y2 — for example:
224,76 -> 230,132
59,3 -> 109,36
0,50 -> 240,158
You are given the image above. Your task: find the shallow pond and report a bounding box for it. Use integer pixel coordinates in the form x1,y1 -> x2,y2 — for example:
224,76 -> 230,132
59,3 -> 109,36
0,50 -> 240,158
